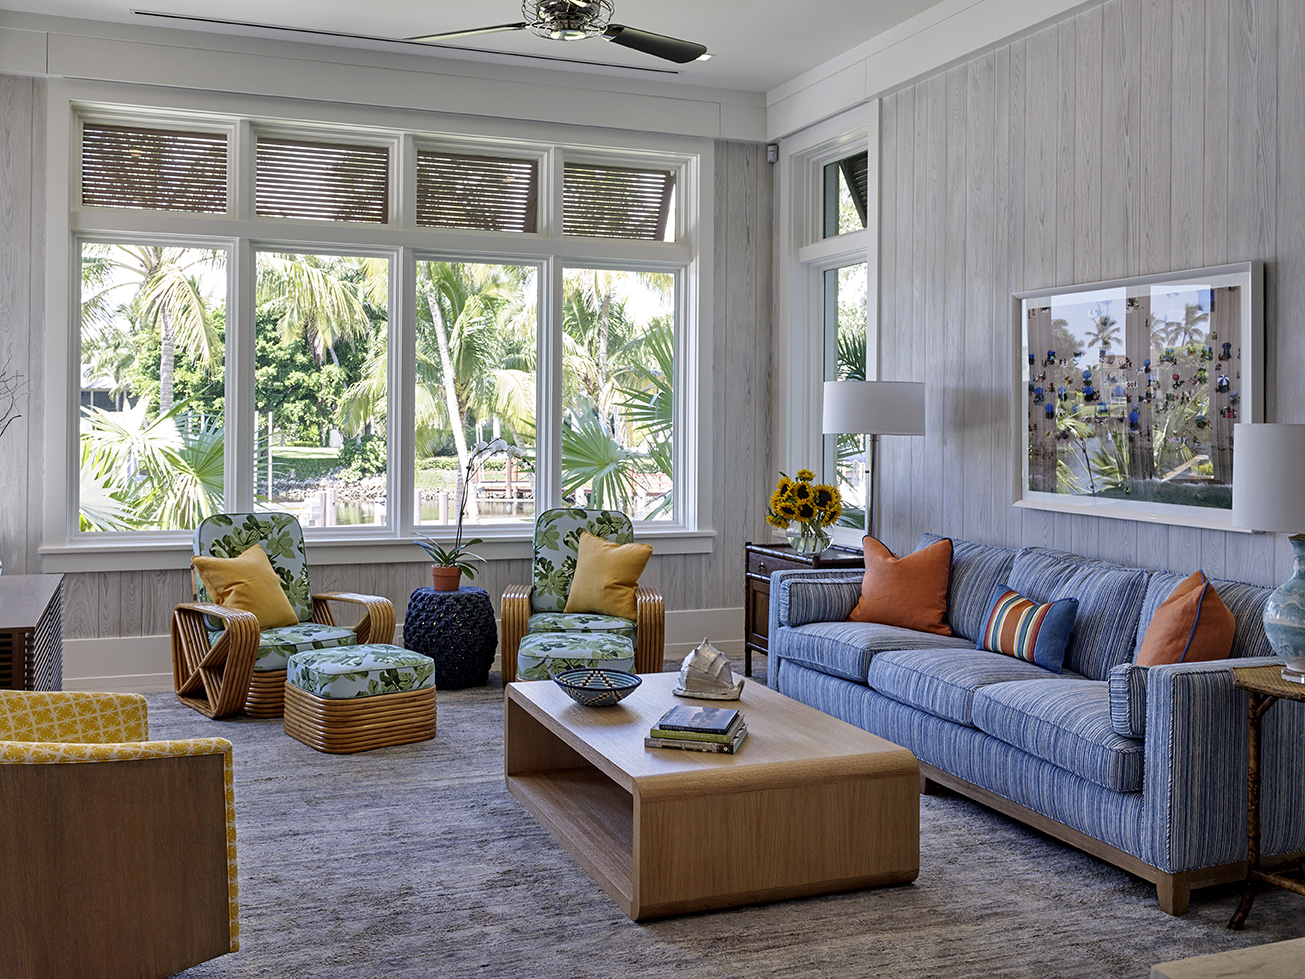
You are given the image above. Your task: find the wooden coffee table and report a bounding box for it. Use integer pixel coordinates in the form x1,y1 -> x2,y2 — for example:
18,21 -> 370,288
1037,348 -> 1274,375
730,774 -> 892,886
505,672 -> 919,920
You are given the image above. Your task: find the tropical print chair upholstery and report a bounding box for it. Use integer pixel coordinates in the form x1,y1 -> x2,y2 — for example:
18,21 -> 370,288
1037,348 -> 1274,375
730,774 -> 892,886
172,512 -> 396,719
501,507 -> 664,683
0,691 -> 238,976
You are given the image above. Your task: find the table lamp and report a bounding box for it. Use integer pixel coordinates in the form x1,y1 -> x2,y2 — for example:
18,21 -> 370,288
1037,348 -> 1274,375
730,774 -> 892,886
1231,422 -> 1305,681
822,380 -> 926,539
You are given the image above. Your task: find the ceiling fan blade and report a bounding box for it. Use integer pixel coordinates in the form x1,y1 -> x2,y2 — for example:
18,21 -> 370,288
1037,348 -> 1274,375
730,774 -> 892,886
406,22 -> 531,43
601,25 -> 707,64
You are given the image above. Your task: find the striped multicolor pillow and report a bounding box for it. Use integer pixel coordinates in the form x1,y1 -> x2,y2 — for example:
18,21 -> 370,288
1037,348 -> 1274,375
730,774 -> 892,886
977,583 -> 1078,673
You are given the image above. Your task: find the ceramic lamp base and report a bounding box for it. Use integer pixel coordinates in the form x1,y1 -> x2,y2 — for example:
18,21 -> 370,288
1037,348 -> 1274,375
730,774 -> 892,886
1264,535 -> 1305,676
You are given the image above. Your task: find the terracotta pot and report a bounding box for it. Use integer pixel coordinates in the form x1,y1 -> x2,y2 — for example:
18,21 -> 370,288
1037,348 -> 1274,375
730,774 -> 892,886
431,565 -> 462,592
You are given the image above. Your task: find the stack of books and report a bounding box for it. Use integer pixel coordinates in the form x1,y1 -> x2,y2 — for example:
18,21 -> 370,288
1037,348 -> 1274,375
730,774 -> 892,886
644,705 -> 747,754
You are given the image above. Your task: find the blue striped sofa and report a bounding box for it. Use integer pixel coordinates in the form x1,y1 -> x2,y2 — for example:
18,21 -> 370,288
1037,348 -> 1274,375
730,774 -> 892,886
767,534 -> 1305,915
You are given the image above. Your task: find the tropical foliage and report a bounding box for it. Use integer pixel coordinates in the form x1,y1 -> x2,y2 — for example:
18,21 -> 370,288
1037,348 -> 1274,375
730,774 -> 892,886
79,245 -> 675,531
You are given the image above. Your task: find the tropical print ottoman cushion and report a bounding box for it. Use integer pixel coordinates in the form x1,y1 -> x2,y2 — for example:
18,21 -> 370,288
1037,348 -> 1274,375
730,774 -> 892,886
516,631 -> 635,681
286,645 -> 436,700
207,622 -> 359,672
526,611 -> 636,639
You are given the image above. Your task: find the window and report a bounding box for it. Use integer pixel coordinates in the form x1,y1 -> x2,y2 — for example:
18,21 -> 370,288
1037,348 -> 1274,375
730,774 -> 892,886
822,263 -> 868,530
254,250 -> 391,527
413,260 -> 537,530
78,241 -> 228,531
563,162 -> 675,240
415,151 -> 538,233
63,105 -> 703,557
561,267 -> 675,520
823,151 -> 868,238
81,123 -> 228,213
255,137 -> 390,223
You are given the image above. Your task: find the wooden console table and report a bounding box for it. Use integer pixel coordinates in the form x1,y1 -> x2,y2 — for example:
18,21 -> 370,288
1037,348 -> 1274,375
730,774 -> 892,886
0,575 -> 64,691
743,541 -> 863,677
1228,664 -> 1305,929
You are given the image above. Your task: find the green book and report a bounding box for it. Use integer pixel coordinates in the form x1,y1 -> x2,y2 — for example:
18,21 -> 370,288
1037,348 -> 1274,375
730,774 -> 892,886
644,725 -> 748,754
649,714 -> 744,743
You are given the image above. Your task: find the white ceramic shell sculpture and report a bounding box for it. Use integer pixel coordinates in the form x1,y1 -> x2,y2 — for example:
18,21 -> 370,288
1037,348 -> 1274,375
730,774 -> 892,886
673,638 -> 745,700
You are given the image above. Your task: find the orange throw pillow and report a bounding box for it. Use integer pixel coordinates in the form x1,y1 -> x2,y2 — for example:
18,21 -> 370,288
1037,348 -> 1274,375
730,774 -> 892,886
848,536 -> 953,636
1136,570 -> 1235,666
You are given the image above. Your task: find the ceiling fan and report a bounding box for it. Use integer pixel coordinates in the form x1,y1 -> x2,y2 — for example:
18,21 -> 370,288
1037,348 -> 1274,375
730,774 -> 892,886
405,1 -> 710,65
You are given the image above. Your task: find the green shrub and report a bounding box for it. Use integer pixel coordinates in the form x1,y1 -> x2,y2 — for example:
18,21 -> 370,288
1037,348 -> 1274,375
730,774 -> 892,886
338,434 -> 387,482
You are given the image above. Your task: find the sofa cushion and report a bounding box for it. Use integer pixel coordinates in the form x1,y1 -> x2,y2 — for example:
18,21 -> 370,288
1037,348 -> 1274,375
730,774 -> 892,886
1136,570 -> 1235,666
976,584 -> 1078,673
867,647 -> 1083,727
779,622 -> 974,684
919,533 -> 1018,643
972,679 -> 1145,793
1109,663 -> 1148,738
848,536 -> 953,635
1134,571 -> 1274,661
1007,549 -> 1149,680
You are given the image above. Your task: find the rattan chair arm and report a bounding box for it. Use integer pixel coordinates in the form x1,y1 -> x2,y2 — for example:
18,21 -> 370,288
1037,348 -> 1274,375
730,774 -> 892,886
311,592 -> 397,645
500,584 -> 533,685
634,585 -> 666,675
170,603 -> 261,719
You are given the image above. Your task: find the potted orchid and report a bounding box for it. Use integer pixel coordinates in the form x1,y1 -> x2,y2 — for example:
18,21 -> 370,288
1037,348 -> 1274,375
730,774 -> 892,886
413,438 -> 522,591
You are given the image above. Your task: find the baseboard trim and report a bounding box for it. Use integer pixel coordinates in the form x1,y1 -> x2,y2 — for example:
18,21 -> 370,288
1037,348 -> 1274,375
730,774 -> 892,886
60,607 -> 746,693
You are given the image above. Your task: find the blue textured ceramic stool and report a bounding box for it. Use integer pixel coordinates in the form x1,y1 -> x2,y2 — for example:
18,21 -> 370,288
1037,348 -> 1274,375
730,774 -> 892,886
404,586 -> 499,688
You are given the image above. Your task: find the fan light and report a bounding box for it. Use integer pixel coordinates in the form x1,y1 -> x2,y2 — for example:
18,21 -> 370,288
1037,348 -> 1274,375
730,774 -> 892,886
526,0 -> 612,41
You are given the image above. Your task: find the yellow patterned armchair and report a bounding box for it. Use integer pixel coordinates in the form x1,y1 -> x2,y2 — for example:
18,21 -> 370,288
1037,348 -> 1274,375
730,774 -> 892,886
0,691 -> 239,978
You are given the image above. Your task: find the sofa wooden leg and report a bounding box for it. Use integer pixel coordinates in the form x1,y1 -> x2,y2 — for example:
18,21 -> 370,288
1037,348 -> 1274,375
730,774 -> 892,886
920,773 -> 940,795
1156,873 -> 1191,916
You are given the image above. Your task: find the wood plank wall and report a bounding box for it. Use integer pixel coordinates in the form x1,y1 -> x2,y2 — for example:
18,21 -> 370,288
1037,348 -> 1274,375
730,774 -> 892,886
0,105 -> 773,640
877,0 -> 1303,588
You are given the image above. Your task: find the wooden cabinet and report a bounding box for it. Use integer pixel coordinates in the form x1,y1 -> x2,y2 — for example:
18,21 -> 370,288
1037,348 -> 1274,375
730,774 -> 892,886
743,542 -> 862,677
0,575 -> 64,690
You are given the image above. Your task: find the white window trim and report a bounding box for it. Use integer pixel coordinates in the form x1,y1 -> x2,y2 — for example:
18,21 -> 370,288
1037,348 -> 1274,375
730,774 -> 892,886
42,79 -> 716,572
775,102 -> 879,549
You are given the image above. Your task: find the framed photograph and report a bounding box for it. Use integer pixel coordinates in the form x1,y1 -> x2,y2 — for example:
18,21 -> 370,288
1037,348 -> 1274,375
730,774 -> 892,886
1012,262 -> 1263,530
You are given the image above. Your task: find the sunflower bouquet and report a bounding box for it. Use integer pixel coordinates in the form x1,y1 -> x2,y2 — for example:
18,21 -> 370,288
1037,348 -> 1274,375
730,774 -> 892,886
766,469 -> 842,551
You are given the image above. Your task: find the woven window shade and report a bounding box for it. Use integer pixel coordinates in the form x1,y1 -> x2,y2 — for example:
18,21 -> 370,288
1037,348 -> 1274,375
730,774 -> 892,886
563,163 -> 674,240
81,123 -> 228,213
416,151 -> 538,233
256,138 -> 389,223
839,152 -> 869,227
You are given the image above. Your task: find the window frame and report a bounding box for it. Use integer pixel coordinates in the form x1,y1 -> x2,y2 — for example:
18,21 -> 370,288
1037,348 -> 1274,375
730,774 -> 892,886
774,104 -> 879,549
43,81 -> 714,572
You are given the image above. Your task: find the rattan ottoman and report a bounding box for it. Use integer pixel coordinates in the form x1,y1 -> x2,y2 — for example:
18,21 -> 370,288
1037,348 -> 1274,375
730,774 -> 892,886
283,644 -> 437,754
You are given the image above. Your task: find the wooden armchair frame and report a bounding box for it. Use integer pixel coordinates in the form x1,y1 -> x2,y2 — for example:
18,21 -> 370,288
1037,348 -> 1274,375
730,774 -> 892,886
172,591 -> 395,720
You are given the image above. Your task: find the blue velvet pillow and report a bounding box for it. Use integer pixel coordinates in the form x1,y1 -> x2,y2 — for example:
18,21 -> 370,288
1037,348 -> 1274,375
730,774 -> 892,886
976,583 -> 1078,673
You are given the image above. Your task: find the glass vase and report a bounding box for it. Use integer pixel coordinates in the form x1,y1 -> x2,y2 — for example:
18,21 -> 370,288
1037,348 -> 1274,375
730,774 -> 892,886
786,525 -> 831,556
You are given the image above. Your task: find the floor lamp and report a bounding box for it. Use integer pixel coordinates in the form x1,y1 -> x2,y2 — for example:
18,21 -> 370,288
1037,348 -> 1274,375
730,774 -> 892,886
822,380 -> 926,540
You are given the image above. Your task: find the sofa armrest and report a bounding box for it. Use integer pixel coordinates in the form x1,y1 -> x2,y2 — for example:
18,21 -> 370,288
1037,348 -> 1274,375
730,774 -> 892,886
1143,657 -> 1305,873
766,570 -> 863,687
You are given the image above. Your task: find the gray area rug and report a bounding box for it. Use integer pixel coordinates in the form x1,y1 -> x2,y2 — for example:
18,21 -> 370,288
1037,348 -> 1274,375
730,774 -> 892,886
155,670 -> 1303,979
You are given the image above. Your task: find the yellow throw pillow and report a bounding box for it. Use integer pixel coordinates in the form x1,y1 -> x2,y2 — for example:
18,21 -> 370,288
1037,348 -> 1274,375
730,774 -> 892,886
192,544 -> 300,630
564,531 -> 653,620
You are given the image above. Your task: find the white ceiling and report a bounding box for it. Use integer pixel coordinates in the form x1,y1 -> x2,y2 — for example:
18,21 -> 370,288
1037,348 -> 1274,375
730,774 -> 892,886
4,0 -> 954,93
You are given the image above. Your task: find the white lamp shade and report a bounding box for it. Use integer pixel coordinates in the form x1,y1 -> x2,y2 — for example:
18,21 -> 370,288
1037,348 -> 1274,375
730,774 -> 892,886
1231,423 -> 1305,532
822,380 -> 926,436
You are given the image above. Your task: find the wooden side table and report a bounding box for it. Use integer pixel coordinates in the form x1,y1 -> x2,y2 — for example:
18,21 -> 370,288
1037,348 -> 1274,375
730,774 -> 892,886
743,541 -> 863,678
1228,664 -> 1305,929
0,575 -> 64,691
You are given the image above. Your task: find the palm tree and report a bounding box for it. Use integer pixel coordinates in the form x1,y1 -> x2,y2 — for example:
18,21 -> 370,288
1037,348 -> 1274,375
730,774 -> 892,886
1085,307 -> 1121,349
81,244 -> 224,412
255,253 -> 381,366
1177,302 -> 1210,345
